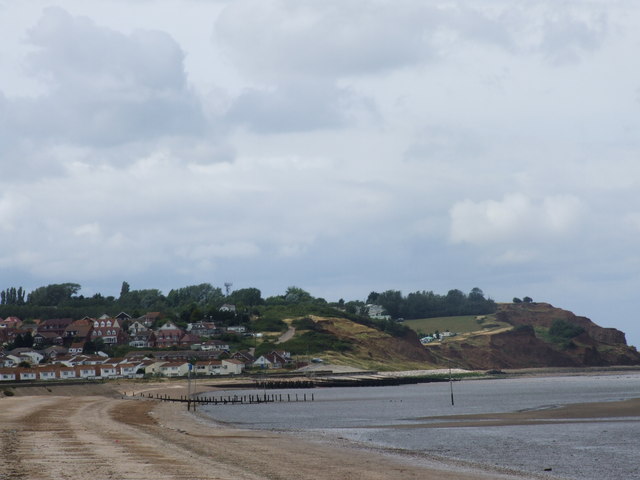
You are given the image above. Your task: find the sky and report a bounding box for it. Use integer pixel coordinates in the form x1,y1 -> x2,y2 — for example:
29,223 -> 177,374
1,0 -> 639,347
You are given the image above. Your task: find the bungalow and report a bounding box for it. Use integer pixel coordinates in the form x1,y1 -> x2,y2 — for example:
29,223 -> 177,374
9,349 -> 44,365
76,366 -> 97,378
117,362 -> 141,377
38,367 -> 58,381
219,304 -> 236,313
194,360 -> 222,376
158,361 -> 190,377
0,368 -> 17,381
253,351 -> 289,369
18,369 -> 37,381
98,365 -> 118,378
222,359 -> 244,375
231,351 -> 255,367
142,360 -> 167,376
58,366 -> 77,379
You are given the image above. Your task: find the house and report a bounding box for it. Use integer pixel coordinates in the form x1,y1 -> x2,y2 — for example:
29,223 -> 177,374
41,346 -> 68,360
179,333 -> 200,348
128,321 -> 148,335
91,318 -> 126,345
34,331 -> 64,346
68,342 -> 84,354
38,367 -> 58,381
226,325 -> 246,334
186,321 -> 217,337
222,358 -> 244,375
158,361 -> 190,377
0,316 -> 23,329
37,318 -> 73,337
8,348 -> 44,365
155,322 -> 184,348
129,330 -> 155,349
0,368 -> 17,381
219,304 -> 236,313
141,360 -> 165,376
18,369 -> 37,381
138,312 -> 161,328
194,360 -> 222,376
114,312 -> 132,323
366,304 -> 391,320
253,351 -> 290,369
64,318 -> 94,343
58,366 -> 77,379
200,339 -> 230,352
231,351 -> 255,367
117,362 -> 141,377
98,364 -> 118,378
76,366 -> 97,378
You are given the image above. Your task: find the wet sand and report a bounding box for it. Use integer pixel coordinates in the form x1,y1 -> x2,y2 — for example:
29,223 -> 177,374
1,379 -> 637,480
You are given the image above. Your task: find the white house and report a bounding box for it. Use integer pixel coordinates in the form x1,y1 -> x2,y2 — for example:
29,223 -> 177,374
158,361 -> 190,377
98,365 -> 118,378
19,370 -> 37,381
76,366 -> 97,378
221,359 -> 244,375
38,368 -> 58,381
0,369 -> 16,381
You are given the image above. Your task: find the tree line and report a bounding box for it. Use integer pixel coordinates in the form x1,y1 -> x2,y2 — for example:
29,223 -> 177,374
364,287 -> 497,319
0,282 -> 497,327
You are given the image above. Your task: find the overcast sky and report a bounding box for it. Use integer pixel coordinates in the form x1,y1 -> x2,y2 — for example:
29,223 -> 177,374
1,0 -> 639,346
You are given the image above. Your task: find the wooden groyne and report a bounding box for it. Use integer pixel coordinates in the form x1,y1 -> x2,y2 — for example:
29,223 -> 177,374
254,374 -> 452,389
125,391 -> 314,410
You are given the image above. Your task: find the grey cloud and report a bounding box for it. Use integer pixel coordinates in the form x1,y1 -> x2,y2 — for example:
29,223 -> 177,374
15,7 -> 205,146
226,81 -> 362,132
538,13 -> 607,65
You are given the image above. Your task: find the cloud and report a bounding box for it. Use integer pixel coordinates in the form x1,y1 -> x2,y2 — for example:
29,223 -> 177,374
226,80 -> 366,132
449,193 -> 584,247
13,7 -> 205,147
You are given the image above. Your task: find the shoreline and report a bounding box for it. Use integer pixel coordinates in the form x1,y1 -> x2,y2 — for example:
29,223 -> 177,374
2,369 -> 639,479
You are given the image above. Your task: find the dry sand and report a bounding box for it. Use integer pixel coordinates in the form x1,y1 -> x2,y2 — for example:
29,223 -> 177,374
2,379 -> 637,480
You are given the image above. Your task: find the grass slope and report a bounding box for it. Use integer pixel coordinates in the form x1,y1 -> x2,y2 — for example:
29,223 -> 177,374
403,314 -> 508,336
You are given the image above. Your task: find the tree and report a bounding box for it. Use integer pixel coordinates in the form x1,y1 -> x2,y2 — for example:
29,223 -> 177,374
513,297 -> 522,303
166,283 -> 224,308
27,283 -> 81,306
120,281 -> 130,299
523,296 -> 533,303
229,287 -> 263,306
283,286 -> 313,304
366,291 -> 380,304
376,290 -> 403,319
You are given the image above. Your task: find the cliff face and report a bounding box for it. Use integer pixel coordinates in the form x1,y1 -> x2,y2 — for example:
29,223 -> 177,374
427,303 -> 640,370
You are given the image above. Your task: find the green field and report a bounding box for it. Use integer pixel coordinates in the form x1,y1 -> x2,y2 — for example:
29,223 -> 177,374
403,314 -> 502,336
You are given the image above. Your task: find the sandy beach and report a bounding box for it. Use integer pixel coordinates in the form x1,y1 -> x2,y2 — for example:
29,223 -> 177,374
1,379 -> 637,480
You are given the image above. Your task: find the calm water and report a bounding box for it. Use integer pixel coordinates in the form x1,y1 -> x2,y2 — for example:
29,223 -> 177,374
200,373 -> 640,479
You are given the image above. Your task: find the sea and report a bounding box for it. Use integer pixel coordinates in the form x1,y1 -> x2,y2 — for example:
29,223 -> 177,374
199,373 -> 640,480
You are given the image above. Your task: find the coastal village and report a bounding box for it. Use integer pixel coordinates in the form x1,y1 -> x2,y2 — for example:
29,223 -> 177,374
0,307 -> 294,383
